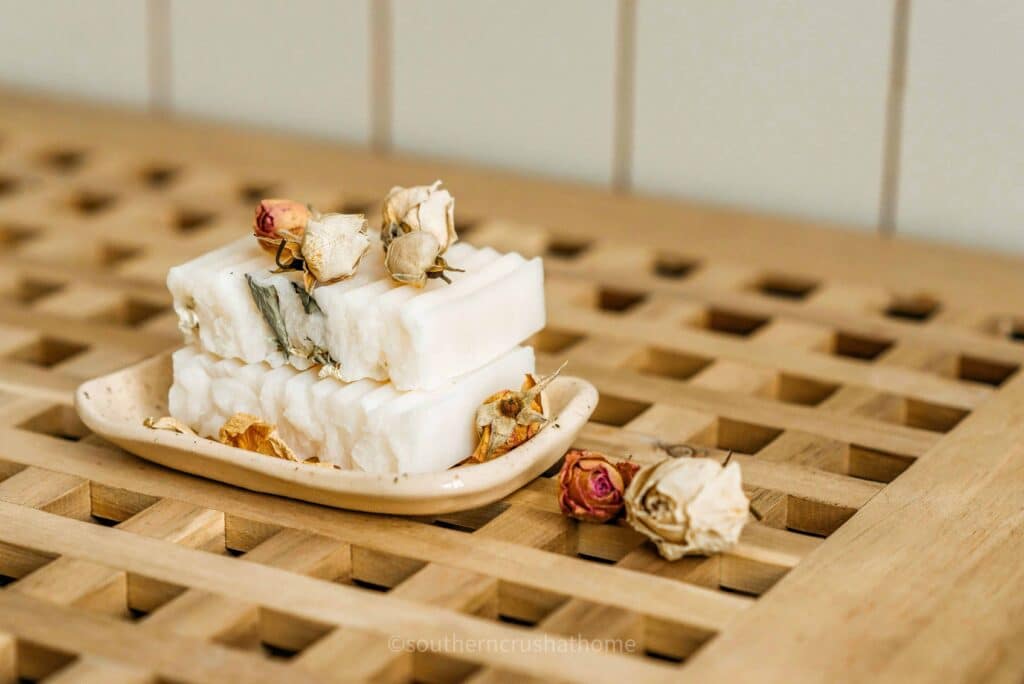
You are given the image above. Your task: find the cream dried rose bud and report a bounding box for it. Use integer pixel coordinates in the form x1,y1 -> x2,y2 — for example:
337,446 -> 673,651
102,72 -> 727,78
384,230 -> 462,288
254,199 -> 310,259
381,180 -> 456,252
624,457 -> 749,560
300,213 -> 370,291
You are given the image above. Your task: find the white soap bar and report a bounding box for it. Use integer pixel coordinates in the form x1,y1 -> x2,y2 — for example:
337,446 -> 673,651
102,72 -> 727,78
168,345 -> 536,474
168,235 -> 545,390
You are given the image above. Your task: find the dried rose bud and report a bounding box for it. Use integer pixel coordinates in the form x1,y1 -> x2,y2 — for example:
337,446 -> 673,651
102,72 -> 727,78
218,413 -> 298,461
468,362 -> 566,463
300,212 -> 371,291
558,450 -> 640,523
624,457 -> 749,560
254,198 -> 310,261
383,230 -> 462,288
381,180 -> 456,252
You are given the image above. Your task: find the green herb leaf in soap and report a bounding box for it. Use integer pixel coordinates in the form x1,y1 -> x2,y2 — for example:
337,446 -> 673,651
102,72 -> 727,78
245,274 -> 290,353
291,280 -> 323,315
303,337 -> 343,381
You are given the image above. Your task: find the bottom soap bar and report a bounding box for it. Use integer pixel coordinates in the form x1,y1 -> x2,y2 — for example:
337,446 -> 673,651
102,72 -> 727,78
168,346 -> 535,474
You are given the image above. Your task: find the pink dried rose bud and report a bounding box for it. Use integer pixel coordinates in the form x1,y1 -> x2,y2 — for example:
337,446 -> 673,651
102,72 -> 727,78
558,449 -> 641,524
253,199 -> 310,257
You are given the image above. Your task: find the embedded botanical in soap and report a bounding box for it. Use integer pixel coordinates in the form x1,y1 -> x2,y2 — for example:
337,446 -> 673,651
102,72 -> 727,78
164,179 -> 555,474
167,346 -> 537,474
167,183 -> 546,391
624,456 -> 750,560
557,449 -> 640,523
469,361 -> 566,463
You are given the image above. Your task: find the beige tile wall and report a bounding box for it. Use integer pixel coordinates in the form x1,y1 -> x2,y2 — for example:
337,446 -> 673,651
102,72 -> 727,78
0,0 -> 1020,252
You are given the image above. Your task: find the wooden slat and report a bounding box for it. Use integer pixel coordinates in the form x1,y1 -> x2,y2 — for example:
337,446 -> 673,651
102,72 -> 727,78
0,430 -> 749,633
0,501 -> 678,683
0,591 -> 312,684
56,528 -> 348,682
2,87 -> 1024,682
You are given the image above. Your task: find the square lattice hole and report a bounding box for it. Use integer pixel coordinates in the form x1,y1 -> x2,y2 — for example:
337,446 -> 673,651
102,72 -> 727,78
140,164 -> 180,188
846,445 -> 914,483
98,242 -> 142,266
700,308 -> 769,336
854,392 -> 967,433
546,237 -> 591,259
958,355 -> 1018,387
335,198 -> 373,215
775,373 -> 839,406
70,189 -> 117,214
590,394 -> 652,426
18,404 -> 90,441
628,347 -> 711,381
13,277 -> 64,305
0,173 -> 20,196
239,182 -> 279,203
884,294 -> 941,322
597,287 -> 647,313
831,331 -> 893,361
908,398 -> 968,432
754,274 -> 819,300
175,208 -> 216,233
652,252 -> 698,279
40,148 -> 87,173
528,328 -> 584,353
0,222 -> 40,249
94,297 -> 166,327
10,336 -> 87,367
715,418 -> 783,454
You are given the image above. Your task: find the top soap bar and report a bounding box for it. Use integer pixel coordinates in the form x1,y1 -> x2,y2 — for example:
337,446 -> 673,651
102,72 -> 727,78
168,234 -> 546,391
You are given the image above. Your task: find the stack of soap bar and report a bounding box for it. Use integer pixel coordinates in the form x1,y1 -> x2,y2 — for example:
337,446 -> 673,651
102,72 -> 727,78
169,345 -> 536,474
168,234 -> 546,391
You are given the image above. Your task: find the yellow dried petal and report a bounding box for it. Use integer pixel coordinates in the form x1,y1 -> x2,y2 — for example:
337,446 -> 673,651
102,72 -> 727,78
218,413 -> 298,461
143,416 -> 196,435
466,373 -> 549,464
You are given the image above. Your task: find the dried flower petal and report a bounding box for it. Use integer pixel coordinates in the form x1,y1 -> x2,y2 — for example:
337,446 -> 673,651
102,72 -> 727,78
218,413 -> 298,461
557,449 -> 640,523
381,180 -> 456,252
384,230 -> 463,288
254,199 -> 310,260
624,457 -> 749,560
467,362 -> 566,463
300,212 -> 370,289
143,416 -> 196,435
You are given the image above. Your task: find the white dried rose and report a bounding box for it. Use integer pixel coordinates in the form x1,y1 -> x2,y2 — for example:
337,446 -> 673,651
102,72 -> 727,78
383,230 -> 462,288
382,180 -> 456,252
300,213 -> 370,291
624,457 -> 749,560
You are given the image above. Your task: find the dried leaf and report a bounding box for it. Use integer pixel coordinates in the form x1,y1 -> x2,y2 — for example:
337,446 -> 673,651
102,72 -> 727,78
143,416 -> 196,435
291,280 -> 323,315
218,412 -> 298,461
245,274 -> 290,353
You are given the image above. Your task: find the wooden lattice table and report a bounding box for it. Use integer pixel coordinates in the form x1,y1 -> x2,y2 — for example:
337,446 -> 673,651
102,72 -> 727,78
0,89 -> 1023,683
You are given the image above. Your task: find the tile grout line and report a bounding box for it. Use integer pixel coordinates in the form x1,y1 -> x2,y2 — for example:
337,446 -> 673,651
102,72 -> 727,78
370,0 -> 393,152
611,0 -> 637,192
146,0 -> 172,113
878,0 -> 911,236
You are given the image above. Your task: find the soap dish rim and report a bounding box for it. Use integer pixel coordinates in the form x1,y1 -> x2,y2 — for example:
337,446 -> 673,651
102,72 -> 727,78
74,349 -> 598,515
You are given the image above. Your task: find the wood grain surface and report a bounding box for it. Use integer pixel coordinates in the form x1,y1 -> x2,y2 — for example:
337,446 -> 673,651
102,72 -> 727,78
0,87 -> 1021,682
